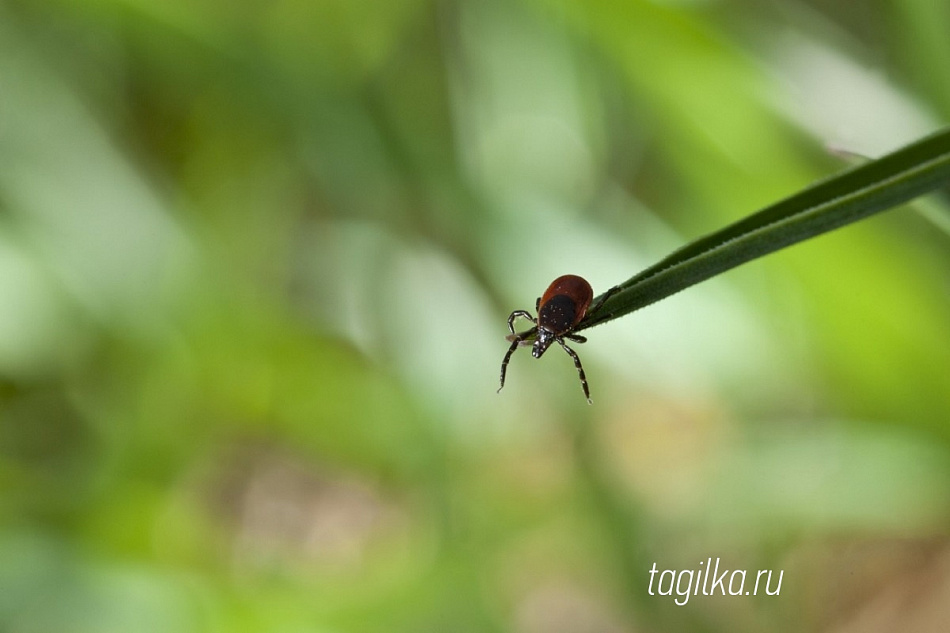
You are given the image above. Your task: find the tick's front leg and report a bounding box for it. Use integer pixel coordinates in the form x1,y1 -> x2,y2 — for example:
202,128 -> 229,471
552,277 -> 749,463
507,310 -> 536,336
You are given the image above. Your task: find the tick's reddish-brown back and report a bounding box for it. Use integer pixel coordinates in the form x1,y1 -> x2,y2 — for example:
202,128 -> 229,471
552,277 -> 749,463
537,274 -> 593,335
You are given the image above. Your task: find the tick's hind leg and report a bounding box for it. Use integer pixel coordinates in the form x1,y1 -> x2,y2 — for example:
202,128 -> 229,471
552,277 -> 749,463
557,338 -> 592,404
589,285 -> 621,316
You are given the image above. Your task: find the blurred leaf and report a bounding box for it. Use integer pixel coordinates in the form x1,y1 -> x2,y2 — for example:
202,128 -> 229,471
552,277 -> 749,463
709,422 -> 950,535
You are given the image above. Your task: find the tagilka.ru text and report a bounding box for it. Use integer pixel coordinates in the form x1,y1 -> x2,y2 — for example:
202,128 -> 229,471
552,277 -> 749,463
648,558 -> 784,606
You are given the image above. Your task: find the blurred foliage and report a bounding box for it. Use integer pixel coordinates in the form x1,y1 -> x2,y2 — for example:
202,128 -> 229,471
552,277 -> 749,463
1,0 -> 950,631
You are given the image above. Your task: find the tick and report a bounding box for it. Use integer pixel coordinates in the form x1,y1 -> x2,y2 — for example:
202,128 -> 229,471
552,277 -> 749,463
497,274 -> 618,404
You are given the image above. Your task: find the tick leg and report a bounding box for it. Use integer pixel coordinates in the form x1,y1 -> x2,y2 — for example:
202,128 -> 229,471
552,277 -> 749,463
565,333 -> 587,344
589,285 -> 621,315
557,338 -> 593,404
498,337 -> 522,393
507,310 -> 536,336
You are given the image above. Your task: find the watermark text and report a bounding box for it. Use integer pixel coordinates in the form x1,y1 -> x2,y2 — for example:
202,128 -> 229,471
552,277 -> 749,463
648,558 -> 783,606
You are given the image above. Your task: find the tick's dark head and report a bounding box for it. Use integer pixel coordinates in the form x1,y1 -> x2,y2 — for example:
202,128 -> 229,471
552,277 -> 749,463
532,327 -> 556,358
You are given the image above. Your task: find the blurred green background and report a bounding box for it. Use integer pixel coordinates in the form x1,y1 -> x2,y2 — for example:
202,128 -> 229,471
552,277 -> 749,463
2,0 -> 950,631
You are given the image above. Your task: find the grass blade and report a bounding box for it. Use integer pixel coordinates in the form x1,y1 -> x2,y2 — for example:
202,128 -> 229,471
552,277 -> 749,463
579,126 -> 950,331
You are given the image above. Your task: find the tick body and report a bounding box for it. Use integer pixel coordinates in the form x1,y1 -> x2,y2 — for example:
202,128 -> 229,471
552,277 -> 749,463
498,275 -> 618,404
